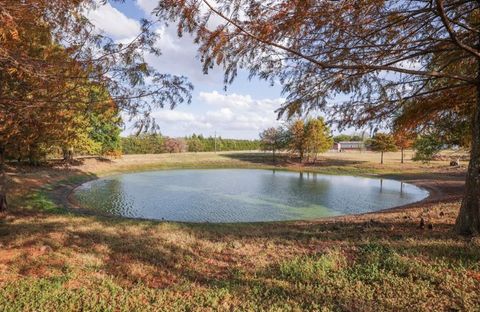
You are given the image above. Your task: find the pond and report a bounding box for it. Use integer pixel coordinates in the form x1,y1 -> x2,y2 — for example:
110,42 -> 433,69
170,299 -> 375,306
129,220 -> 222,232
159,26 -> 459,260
73,169 -> 429,223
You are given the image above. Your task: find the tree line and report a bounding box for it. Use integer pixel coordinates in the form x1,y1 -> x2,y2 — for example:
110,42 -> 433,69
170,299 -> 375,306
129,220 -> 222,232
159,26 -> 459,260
262,123 -> 465,166
121,134 -> 260,154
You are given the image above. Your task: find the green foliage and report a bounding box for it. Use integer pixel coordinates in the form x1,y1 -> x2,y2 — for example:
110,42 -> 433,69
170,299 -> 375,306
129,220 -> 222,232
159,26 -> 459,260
347,243 -> 411,283
286,118 -> 333,161
369,133 -> 398,153
86,107 -> 122,155
278,249 -> 345,282
413,135 -> 444,163
187,136 -> 205,152
334,134 -> 364,143
121,134 -> 165,154
121,134 -> 260,154
369,133 -> 397,164
304,117 -> 333,160
184,135 -> 260,152
287,119 -> 307,160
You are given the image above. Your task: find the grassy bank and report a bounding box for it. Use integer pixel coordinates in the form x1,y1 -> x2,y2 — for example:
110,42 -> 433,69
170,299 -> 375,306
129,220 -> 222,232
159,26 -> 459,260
0,152 -> 478,311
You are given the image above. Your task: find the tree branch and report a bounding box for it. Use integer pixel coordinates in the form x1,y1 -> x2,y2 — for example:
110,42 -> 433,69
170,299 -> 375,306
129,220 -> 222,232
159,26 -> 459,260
435,0 -> 480,59
201,0 -> 476,83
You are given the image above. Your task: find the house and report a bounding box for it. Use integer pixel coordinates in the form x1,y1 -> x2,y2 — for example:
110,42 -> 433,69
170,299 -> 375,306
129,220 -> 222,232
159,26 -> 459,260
334,141 -> 365,152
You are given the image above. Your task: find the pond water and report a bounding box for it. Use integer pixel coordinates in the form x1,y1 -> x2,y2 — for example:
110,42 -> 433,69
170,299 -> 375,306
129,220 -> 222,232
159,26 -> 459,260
73,169 -> 429,223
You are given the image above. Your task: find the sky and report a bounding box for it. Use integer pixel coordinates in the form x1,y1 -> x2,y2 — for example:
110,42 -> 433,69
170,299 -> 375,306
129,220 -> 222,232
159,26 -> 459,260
87,1 -> 320,139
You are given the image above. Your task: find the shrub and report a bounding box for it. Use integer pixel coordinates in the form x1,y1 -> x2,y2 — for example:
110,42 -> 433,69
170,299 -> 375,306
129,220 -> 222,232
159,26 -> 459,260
413,135 -> 443,163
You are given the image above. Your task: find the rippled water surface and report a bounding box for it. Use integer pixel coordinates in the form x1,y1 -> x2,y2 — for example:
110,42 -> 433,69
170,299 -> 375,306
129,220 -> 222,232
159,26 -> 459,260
73,169 -> 429,223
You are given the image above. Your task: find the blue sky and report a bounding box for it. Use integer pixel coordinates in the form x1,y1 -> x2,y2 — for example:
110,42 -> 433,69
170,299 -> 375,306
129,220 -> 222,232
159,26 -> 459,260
87,1 -> 326,139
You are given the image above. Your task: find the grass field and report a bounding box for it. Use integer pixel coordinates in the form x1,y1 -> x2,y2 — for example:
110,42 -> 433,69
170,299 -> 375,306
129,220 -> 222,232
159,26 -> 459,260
0,151 -> 479,311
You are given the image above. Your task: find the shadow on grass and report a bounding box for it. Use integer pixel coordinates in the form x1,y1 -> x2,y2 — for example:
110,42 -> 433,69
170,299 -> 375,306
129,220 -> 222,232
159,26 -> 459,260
1,208 -> 478,287
7,156 -> 113,169
5,161 -> 99,216
220,152 -> 292,166
221,152 -> 366,167
2,212 -> 478,310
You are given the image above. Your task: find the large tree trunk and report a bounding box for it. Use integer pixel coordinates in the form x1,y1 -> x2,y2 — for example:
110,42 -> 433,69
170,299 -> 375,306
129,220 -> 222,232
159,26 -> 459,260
381,151 -> 384,164
455,79 -> 480,235
0,146 -> 7,212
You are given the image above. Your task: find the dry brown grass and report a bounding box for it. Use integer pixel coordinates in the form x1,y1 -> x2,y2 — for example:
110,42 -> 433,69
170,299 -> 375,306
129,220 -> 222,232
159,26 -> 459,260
0,151 -> 478,311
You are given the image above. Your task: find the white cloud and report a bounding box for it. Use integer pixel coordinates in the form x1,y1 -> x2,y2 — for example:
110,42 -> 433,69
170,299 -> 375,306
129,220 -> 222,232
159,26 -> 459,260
134,0 -> 228,86
86,2 -> 141,40
136,0 -> 158,15
136,0 -> 224,27
92,1 -> 286,139
149,109 -> 213,134
144,26 -> 224,86
152,110 -> 196,122
206,108 -> 234,122
197,91 -> 285,133
200,91 -> 252,109
200,91 -> 282,115
126,92 -> 285,139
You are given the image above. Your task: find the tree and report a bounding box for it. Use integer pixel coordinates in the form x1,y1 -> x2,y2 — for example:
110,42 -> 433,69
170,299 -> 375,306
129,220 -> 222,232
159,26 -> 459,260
155,0 -> 480,234
334,134 -> 365,143
87,112 -> 122,157
0,0 -> 193,211
333,134 -> 353,143
393,132 -> 415,164
259,127 -> 288,162
122,134 -> 260,154
288,120 -> 306,162
370,133 -> 397,165
304,118 -> 333,162
164,138 -> 187,154
187,137 -> 205,152
56,85 -> 122,161
413,135 -> 444,163
121,134 -> 165,154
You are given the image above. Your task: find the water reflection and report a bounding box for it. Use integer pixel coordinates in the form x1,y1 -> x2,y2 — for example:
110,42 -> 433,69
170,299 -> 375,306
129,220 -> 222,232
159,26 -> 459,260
74,169 -> 429,223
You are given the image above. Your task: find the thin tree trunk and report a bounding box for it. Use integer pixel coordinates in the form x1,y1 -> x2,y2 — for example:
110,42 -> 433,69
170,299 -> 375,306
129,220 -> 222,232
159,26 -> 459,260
381,151 -> 384,164
0,145 -> 7,212
455,76 -> 480,235
401,147 -> 404,164
63,146 -> 74,163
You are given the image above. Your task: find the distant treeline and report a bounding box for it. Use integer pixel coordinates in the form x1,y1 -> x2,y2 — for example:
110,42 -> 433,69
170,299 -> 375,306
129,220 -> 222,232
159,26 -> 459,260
121,134 -> 260,154
333,134 -> 366,143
